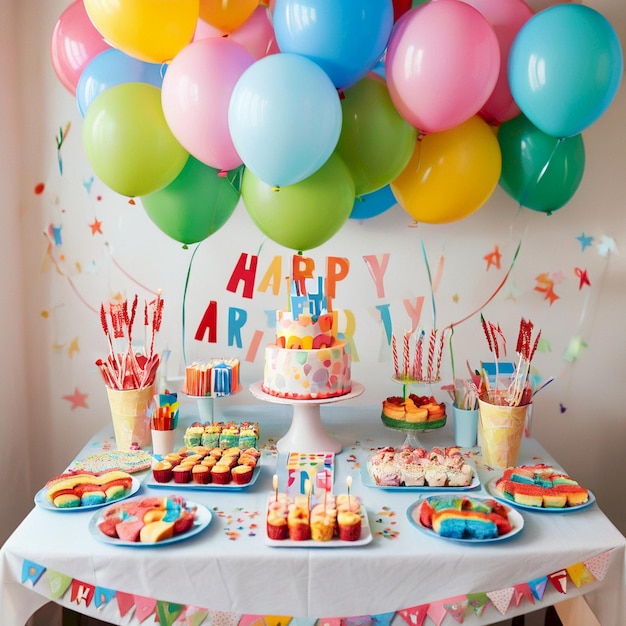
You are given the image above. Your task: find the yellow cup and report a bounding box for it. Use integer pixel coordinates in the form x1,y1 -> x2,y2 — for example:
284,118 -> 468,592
477,397 -> 530,468
106,384 -> 155,451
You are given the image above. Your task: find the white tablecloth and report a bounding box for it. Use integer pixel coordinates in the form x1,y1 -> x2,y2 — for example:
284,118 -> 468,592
1,404 -> 625,626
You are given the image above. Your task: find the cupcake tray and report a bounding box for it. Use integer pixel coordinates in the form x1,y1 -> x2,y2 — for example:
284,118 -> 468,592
264,496 -> 373,548
145,458 -> 262,492
361,462 -> 480,492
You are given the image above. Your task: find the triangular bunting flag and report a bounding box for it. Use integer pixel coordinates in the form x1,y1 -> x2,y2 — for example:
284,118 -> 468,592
116,591 -> 135,617
21,560 -> 45,586
548,569 -> 568,594
513,583 -> 534,607
528,577 -> 547,601
566,563 -> 595,588
207,609 -> 242,626
372,612 -> 395,626
342,617 -> 372,626
70,579 -> 95,607
426,601 -> 448,626
133,595 -> 157,622
184,606 -> 210,626
265,617 -> 292,626
584,551 -> 612,581
486,588 -> 514,615
466,593 -> 490,617
47,570 -> 72,600
157,600 -> 184,625
319,618 -> 341,626
94,586 -> 115,609
290,618 -> 317,626
443,595 -> 468,624
238,615 -> 264,626
397,604 -> 428,626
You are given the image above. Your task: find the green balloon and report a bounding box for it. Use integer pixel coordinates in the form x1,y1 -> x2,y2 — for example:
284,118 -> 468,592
141,158 -> 243,245
242,153 -> 355,251
498,114 -> 585,214
336,74 -> 417,196
82,82 -> 189,197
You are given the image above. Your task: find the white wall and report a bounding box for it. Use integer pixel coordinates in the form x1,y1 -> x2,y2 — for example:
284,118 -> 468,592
2,0 -> 625,544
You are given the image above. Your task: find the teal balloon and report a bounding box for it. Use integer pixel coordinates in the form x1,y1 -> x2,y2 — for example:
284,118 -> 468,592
509,4 -> 623,138
242,153 -> 355,251
141,157 -> 242,244
350,185 -> 396,220
498,114 -> 585,214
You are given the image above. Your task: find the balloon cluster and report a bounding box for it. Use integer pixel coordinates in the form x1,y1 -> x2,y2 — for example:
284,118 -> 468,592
51,0 -> 623,250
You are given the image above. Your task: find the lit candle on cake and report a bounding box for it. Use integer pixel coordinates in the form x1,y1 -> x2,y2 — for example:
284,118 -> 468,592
273,473 -> 278,502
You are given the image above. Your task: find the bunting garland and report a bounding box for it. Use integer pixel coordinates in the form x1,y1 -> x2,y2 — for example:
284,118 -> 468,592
17,550 -> 613,626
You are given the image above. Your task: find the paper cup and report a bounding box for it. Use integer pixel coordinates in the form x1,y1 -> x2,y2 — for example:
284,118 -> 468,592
151,428 -> 176,456
106,385 -> 155,451
452,403 -> 479,448
478,397 -> 531,468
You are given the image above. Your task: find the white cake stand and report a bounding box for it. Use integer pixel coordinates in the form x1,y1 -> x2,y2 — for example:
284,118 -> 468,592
249,381 -> 364,453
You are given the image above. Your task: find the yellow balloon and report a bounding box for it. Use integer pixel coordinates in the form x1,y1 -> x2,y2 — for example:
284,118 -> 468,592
391,116 -> 502,224
199,0 -> 258,33
84,0 -> 199,64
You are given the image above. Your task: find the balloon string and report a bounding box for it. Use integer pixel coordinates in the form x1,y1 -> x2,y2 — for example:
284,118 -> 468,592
181,242 -> 202,367
444,239 -> 522,331
420,238 -> 437,329
105,242 -> 160,296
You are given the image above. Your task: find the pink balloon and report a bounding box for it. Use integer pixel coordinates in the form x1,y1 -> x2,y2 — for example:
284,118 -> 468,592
194,7 -> 278,59
50,0 -> 111,95
385,0 -> 500,134
161,38 -> 255,171
460,0 -> 534,123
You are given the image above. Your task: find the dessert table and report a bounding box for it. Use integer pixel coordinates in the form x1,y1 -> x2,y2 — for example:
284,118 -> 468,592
1,403 -> 625,626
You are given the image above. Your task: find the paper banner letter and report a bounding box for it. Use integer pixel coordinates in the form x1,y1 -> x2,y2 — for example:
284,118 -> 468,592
426,600 -> 448,626
195,301 -> 218,343
548,569 -> 568,594
245,329 -> 264,363
397,604 -> 428,626
257,256 -> 283,295
566,563 -> 595,588
326,256 -> 350,299
443,595 -> 468,624
70,579 -> 95,607
21,560 -> 45,586
341,309 -> 359,361
228,307 -> 247,348
403,296 -> 425,331
47,569 -> 72,600
584,550 -> 612,581
292,255 -> 315,294
363,253 -> 390,298
116,591 -> 135,617
226,253 -> 259,299
373,304 -> 392,344
94,586 -> 116,609
486,588 -> 514,615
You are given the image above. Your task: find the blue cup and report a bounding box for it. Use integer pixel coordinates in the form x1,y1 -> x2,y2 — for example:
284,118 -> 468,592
452,403 -> 479,448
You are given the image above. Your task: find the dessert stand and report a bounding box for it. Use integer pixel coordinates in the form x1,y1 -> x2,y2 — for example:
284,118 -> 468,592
382,377 -> 446,448
249,381 -> 364,453
183,389 -> 240,424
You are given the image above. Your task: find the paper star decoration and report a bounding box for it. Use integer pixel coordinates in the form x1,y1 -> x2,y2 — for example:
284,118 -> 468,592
484,245 -> 502,270
68,337 -> 80,358
574,267 -> 591,290
534,273 -> 559,305
576,232 -> 593,251
597,235 -> 618,258
62,387 -> 89,410
89,218 -> 103,235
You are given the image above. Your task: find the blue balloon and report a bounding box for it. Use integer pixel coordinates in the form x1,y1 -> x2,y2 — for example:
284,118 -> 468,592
272,0 -> 394,89
228,53 -> 342,187
508,4 -> 623,138
350,184 -> 396,220
76,49 -> 165,117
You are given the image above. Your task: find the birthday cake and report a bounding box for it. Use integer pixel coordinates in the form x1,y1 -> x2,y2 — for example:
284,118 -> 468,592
262,284 -> 352,400
182,358 -> 240,397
